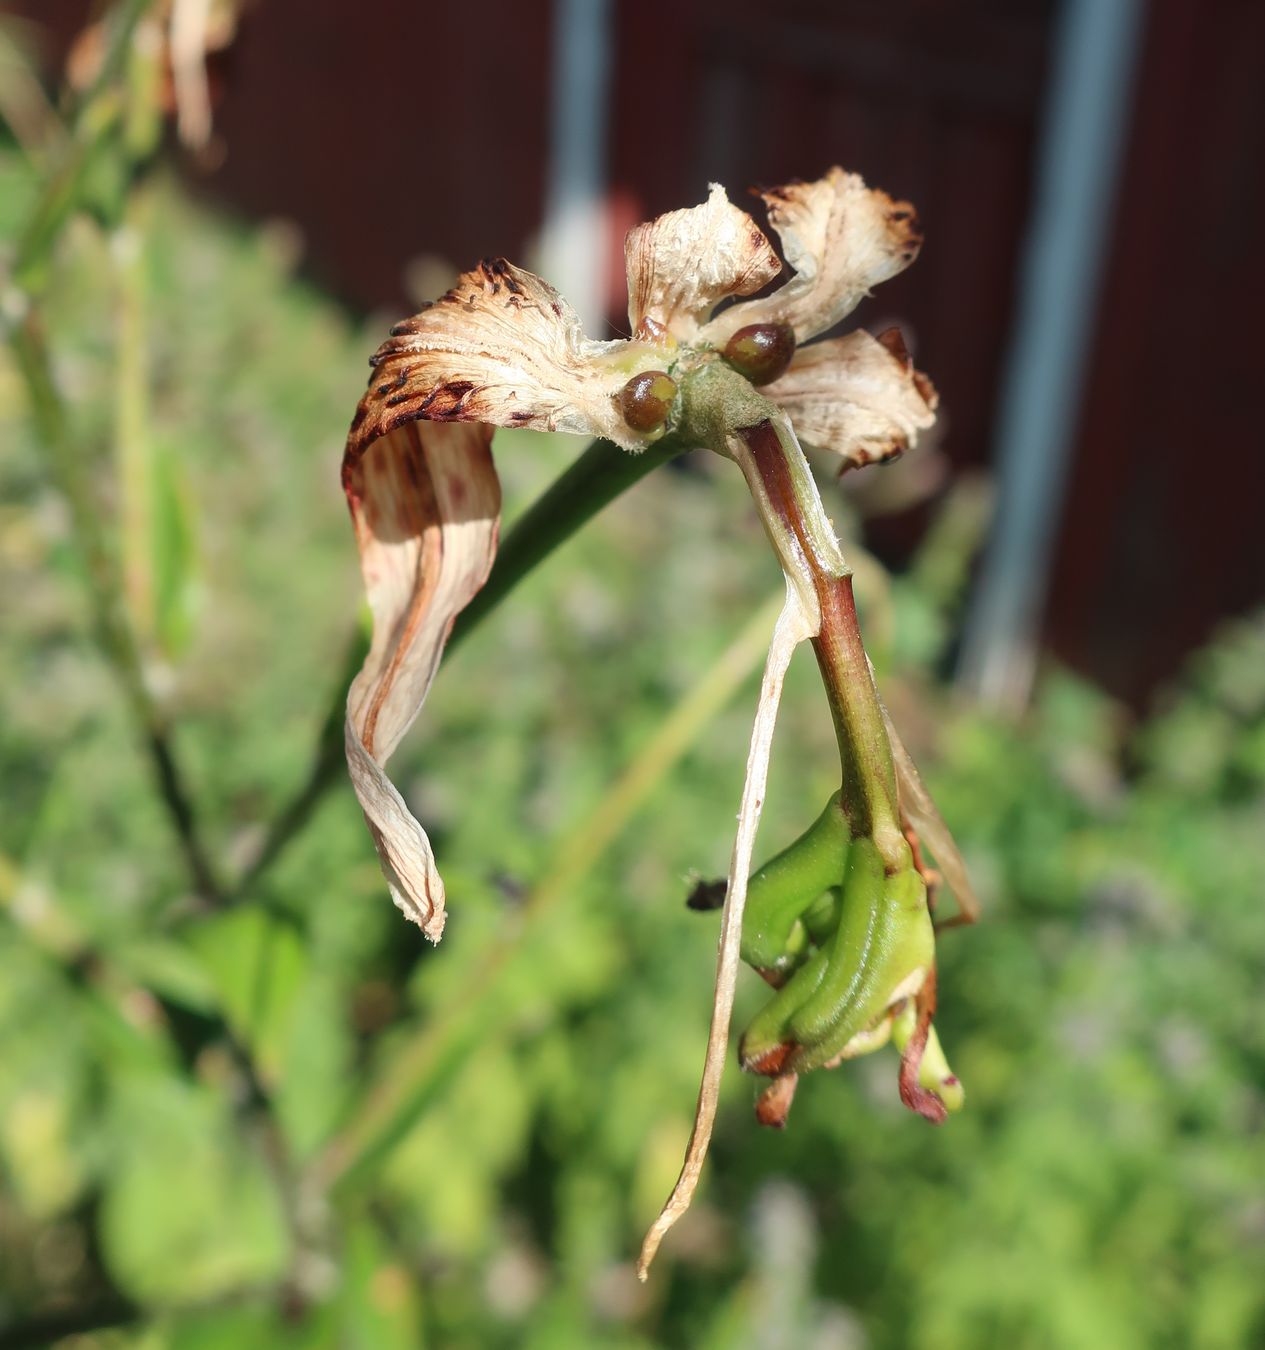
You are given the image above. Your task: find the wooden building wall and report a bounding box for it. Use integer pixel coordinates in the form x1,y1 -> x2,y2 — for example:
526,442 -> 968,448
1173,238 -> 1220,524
8,0 -> 1261,706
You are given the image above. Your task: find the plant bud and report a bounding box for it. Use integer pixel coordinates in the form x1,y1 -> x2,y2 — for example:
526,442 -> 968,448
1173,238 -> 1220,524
722,322 -> 796,385
618,371 -> 677,432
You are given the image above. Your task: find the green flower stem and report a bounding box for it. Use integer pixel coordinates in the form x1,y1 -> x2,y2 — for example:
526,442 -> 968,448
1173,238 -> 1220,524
13,0 -> 153,292
679,362 -> 906,870
230,433 -> 689,902
738,416 -> 904,866
450,432 -> 687,645
6,0 -> 224,905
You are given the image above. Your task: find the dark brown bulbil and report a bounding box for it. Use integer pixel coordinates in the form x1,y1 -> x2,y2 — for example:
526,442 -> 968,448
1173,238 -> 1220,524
618,370 -> 678,432
722,322 -> 797,385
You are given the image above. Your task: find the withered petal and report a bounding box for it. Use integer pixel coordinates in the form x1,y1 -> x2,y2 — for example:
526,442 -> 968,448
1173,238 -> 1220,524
625,184 -> 782,343
363,257 -> 661,452
343,418 -> 501,940
704,167 -> 923,346
762,328 -> 938,470
881,701 -> 981,927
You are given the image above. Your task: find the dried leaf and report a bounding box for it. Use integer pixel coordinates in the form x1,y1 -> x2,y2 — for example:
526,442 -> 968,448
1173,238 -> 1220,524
881,701 -> 981,925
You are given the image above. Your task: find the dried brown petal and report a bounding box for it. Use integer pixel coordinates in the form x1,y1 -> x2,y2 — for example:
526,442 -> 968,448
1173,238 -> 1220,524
761,329 -> 937,470
881,701 -> 981,927
343,418 -> 501,940
367,258 -> 662,452
625,184 -> 782,343
704,168 -> 923,346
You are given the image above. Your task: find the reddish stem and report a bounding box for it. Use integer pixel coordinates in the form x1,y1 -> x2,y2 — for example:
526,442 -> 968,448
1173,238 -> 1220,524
739,420 -> 904,862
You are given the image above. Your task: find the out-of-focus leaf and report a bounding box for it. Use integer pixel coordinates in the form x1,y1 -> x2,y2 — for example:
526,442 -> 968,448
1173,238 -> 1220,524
191,905 -> 306,1083
110,935 -> 218,1012
0,1087 -> 85,1219
337,1219 -> 424,1350
273,970 -> 355,1158
99,1073 -> 289,1303
166,1301 -> 332,1350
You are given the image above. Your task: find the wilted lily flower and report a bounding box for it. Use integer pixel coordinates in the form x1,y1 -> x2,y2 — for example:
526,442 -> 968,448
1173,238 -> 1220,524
339,167 -> 974,1277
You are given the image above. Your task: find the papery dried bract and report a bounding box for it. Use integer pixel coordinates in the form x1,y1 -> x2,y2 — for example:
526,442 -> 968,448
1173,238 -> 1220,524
625,184 -> 782,343
342,253 -> 676,938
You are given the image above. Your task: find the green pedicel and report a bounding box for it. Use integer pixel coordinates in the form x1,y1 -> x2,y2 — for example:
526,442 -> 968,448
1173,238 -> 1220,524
739,792 -> 849,972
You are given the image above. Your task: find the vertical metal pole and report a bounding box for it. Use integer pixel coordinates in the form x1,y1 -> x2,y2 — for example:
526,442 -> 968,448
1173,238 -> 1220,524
537,0 -> 613,333
958,0 -> 1145,708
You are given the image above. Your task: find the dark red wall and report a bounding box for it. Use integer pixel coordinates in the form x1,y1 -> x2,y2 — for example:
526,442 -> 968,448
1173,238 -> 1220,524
1043,0 -> 1265,704
10,0 -> 1262,705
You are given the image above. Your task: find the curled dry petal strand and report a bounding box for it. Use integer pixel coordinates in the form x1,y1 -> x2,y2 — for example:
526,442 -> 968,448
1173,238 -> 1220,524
703,167 -> 923,347
762,329 -> 938,469
365,257 -> 663,452
341,255 -> 677,936
343,420 -> 501,940
625,183 -> 782,343
638,588 -> 815,1281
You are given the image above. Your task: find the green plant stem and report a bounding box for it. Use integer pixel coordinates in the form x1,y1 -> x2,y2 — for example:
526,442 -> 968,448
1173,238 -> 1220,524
9,315 -> 225,903
229,433 -> 688,901
679,360 -> 905,867
13,0 -> 154,290
734,415 -> 906,868
314,591 -> 779,1191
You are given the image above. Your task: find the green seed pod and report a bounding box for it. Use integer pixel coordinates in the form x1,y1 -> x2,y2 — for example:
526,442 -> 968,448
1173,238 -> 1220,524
800,887 -> 844,946
786,838 -> 887,1046
722,322 -> 797,385
740,792 -> 849,972
617,371 -> 677,432
788,866 -> 935,1074
738,944 -> 830,1075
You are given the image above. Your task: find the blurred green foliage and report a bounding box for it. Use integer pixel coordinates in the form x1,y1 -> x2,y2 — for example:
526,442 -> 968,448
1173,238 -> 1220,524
3,14 -> 1265,1348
